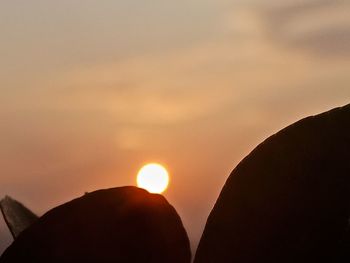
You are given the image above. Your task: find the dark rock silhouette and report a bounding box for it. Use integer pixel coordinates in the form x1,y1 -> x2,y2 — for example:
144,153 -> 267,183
0,196 -> 38,238
195,104 -> 350,263
0,187 -> 191,263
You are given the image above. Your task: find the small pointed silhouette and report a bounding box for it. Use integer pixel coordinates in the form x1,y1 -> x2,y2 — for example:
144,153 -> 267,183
0,196 -> 38,239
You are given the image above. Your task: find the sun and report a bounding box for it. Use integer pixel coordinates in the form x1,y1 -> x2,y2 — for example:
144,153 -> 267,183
136,163 -> 169,194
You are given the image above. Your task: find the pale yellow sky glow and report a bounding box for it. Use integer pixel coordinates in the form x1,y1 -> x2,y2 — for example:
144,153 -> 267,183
0,0 -> 350,253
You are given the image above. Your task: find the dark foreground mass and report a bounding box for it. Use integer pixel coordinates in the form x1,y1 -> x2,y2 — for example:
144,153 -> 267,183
195,104 -> 350,263
0,187 -> 191,263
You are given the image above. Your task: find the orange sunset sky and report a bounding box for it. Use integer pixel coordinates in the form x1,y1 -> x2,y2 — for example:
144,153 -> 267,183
1,0 -> 350,253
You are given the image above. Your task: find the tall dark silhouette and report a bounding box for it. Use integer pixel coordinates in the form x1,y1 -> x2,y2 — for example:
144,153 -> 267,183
1,187 -> 191,263
195,104 -> 350,262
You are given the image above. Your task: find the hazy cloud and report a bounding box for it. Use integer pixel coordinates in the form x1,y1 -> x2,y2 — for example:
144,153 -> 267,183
262,0 -> 350,56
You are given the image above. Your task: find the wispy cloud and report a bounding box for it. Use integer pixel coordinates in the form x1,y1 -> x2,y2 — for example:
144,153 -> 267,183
261,0 -> 350,56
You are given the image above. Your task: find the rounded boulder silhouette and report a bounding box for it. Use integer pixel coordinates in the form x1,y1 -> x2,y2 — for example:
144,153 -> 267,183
195,104 -> 350,262
1,186 -> 191,263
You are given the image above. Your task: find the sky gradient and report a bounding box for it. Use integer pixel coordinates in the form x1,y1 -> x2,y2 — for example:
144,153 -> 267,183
1,0 -> 350,253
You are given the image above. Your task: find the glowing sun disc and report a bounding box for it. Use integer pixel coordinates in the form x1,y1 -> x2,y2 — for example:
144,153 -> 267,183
137,163 -> 169,194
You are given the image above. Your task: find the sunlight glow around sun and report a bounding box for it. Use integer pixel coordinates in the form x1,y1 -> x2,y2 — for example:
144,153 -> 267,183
137,163 -> 169,194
